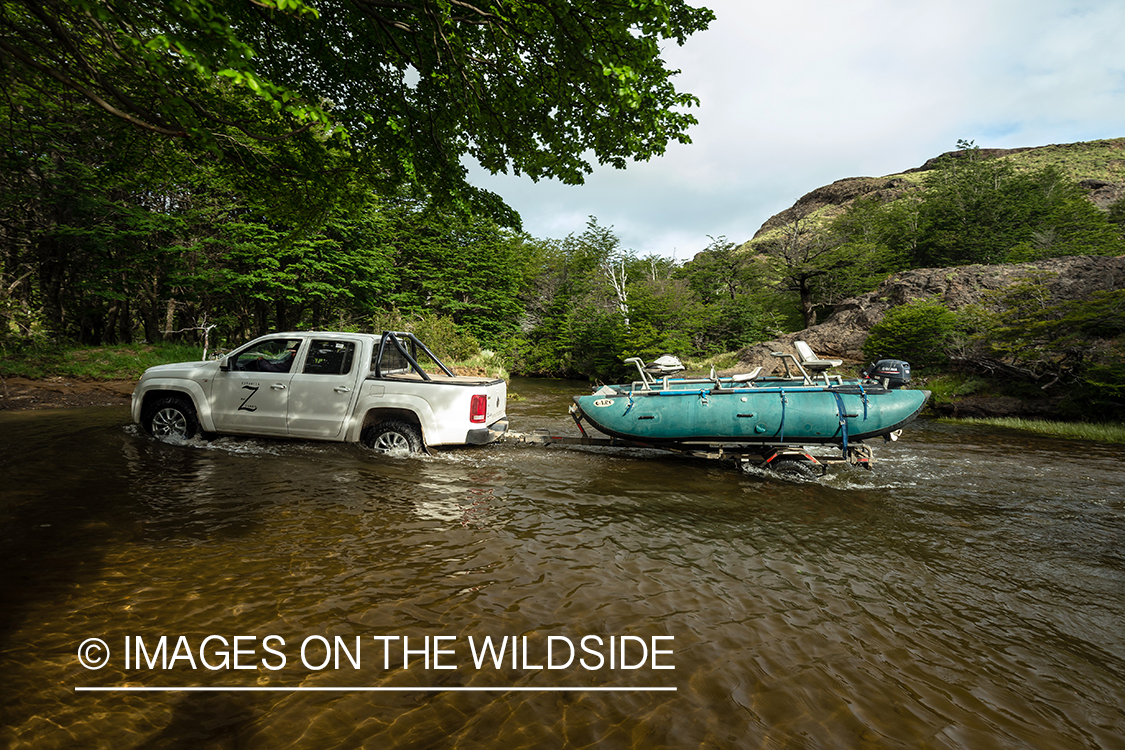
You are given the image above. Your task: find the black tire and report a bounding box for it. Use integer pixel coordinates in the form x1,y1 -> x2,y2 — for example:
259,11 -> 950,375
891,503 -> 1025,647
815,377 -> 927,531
362,420 -> 424,454
769,459 -> 817,478
143,396 -> 199,441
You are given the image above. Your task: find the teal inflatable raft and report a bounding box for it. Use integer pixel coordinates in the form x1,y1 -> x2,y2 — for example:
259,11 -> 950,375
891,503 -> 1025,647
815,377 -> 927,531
572,345 -> 929,448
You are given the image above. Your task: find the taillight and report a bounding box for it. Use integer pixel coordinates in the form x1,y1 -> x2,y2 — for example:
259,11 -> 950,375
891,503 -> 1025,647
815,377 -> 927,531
469,394 -> 487,424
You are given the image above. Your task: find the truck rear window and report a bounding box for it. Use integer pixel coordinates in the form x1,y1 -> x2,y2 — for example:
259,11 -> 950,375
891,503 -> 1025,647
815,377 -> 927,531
303,340 -> 355,375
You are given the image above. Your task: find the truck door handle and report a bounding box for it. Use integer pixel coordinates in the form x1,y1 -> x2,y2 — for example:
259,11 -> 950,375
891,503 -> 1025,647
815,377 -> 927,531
271,384 -> 287,390
334,386 -> 352,393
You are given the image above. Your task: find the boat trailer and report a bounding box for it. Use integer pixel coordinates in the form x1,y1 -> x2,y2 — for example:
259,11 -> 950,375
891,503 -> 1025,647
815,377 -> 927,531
502,405 -> 884,478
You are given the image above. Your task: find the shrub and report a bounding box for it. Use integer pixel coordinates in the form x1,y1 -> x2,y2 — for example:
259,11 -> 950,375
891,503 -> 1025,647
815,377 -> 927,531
862,298 -> 959,369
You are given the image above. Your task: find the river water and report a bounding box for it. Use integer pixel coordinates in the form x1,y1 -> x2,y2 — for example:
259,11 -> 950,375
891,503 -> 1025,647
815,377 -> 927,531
1,378 -> 1122,749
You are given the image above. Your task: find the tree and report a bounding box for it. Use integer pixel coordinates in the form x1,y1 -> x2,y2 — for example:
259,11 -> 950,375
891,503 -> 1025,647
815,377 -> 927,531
1109,196 -> 1125,237
755,217 -> 850,328
824,195 -> 916,295
0,0 -> 715,219
512,217 -> 626,378
673,237 -> 781,353
375,198 -> 525,345
676,236 -> 752,304
914,144 -> 1125,267
0,82 -> 205,344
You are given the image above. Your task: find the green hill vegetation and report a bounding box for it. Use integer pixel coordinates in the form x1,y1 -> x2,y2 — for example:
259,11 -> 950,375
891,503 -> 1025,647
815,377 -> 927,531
749,137 -> 1125,241
997,139 -> 1125,183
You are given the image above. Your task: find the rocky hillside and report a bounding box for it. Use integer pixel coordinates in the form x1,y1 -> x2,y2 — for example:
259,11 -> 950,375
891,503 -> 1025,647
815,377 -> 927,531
724,138 -> 1125,418
735,254 -> 1125,374
748,137 -> 1125,241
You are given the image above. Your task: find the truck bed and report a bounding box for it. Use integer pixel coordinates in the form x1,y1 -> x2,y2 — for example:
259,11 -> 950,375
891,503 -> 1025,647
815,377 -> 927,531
370,372 -> 505,386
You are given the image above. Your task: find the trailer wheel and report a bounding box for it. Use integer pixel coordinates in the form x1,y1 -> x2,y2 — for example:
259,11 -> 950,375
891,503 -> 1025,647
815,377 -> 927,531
769,459 -> 817,478
362,420 -> 424,454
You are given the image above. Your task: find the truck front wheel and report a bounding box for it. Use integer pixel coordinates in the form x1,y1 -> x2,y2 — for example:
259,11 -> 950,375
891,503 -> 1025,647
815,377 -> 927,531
143,396 -> 198,441
362,420 -> 424,454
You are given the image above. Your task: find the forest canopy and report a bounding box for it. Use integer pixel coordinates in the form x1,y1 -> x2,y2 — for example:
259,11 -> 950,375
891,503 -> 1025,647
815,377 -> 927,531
0,0 -> 719,359
0,0 -> 715,218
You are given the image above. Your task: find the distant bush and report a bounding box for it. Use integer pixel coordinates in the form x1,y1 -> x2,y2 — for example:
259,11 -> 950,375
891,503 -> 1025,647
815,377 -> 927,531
411,315 -> 481,362
367,309 -> 481,362
1107,195 -> 1125,236
862,298 -> 959,369
914,155 -> 1125,266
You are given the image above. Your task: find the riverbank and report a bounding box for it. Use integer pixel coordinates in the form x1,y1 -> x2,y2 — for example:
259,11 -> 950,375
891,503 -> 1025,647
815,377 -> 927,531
938,415 -> 1125,444
0,376 -> 135,410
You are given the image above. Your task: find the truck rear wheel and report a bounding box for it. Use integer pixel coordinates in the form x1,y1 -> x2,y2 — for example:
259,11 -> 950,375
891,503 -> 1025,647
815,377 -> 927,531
143,396 -> 198,441
362,420 -> 424,454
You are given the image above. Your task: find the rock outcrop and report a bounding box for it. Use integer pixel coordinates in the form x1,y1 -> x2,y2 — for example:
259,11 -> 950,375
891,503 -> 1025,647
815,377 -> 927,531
750,176 -> 917,239
734,254 -> 1125,376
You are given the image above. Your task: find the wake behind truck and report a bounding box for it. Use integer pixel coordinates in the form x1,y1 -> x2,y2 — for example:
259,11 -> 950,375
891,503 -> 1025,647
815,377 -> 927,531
131,331 -> 507,453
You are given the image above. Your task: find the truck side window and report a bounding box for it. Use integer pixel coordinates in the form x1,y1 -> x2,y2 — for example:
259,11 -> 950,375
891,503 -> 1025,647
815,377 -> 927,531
231,339 -> 302,372
303,340 -> 355,375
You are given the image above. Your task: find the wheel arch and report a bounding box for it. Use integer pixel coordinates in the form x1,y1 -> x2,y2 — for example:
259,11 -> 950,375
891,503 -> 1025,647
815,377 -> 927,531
137,386 -> 211,430
358,407 -> 426,443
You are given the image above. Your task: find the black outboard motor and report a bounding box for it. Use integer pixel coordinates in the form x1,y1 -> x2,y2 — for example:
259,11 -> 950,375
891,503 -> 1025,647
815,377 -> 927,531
862,359 -> 912,389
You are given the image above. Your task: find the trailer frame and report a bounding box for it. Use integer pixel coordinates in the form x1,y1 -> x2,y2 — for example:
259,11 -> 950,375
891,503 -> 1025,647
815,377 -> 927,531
501,404 -> 879,477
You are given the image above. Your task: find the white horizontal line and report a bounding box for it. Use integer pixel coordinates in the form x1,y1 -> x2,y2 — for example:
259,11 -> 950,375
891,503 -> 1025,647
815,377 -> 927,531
75,686 -> 676,693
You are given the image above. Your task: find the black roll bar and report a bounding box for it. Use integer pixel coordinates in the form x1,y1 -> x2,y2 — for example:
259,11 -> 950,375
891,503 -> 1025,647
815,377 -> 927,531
373,331 -> 455,381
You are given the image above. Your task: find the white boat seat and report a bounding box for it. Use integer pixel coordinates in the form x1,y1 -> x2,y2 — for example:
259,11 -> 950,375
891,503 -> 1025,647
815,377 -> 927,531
794,341 -> 842,373
731,368 -> 763,382
644,354 -> 685,376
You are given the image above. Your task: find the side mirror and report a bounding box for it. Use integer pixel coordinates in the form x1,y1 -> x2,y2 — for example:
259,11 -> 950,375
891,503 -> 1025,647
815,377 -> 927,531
219,357 -> 231,372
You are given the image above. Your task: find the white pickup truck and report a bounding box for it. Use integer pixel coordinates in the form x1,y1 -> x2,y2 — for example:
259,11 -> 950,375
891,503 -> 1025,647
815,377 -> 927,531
131,331 -> 507,453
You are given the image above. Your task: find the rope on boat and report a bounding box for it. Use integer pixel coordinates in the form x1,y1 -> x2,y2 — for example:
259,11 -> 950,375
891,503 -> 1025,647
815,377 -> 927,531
778,389 -> 787,443
833,391 -> 850,455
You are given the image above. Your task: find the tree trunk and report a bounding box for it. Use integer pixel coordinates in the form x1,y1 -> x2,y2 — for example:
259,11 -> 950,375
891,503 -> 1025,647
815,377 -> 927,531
165,298 -> 177,339
798,280 -> 817,328
36,237 -> 67,337
102,302 -> 120,344
118,299 -> 133,343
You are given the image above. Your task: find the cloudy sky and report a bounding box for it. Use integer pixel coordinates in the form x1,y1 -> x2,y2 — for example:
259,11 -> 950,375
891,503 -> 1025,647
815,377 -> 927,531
466,0 -> 1125,260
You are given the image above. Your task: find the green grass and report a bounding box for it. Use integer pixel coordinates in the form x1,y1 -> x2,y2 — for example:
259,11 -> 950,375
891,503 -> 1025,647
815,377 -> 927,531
2,340 -> 513,383
998,137 -> 1125,183
450,349 -> 510,380
916,372 -> 995,402
1,342 -> 204,381
938,416 -> 1125,444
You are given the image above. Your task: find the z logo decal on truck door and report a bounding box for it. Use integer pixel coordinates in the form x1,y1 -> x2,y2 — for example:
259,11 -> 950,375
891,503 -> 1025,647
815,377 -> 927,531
239,384 -> 260,412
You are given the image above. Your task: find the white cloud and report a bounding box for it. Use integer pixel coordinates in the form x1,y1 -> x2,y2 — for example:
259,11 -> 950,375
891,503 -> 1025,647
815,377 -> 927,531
467,0 -> 1125,259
